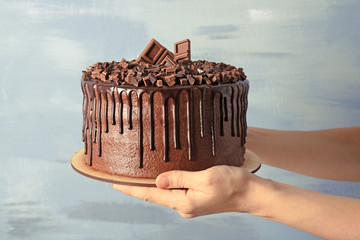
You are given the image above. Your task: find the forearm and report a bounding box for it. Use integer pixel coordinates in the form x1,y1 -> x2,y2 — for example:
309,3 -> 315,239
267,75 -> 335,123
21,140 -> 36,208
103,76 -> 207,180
246,127 -> 360,181
248,177 -> 360,240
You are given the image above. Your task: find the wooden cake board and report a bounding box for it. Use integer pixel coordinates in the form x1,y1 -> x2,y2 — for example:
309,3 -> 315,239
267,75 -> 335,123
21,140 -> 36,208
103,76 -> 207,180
71,148 -> 261,187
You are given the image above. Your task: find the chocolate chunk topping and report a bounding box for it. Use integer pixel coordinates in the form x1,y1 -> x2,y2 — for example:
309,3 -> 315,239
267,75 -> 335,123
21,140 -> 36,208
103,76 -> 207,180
83,38 -> 247,87
83,59 -> 246,87
156,80 -> 163,87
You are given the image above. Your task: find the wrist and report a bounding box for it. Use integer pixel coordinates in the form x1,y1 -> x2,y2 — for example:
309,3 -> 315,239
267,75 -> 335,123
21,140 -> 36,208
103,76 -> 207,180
237,173 -> 279,218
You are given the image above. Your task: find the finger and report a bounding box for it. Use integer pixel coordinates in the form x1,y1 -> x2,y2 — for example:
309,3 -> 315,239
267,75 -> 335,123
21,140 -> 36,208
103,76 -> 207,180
113,184 -> 187,209
156,170 -> 203,189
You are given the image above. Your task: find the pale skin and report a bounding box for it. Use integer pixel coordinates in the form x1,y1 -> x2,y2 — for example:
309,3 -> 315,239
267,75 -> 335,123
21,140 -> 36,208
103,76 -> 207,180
113,126 -> 360,240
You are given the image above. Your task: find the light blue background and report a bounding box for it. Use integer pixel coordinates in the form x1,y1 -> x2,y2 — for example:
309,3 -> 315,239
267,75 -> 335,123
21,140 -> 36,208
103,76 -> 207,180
0,0 -> 359,239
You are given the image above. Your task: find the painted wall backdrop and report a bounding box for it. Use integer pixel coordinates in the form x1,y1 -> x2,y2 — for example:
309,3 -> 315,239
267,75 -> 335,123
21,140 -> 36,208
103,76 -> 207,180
0,0 -> 359,239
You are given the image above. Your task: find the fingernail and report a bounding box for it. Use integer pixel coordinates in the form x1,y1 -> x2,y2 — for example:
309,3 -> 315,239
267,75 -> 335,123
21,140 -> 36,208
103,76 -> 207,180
157,176 -> 169,188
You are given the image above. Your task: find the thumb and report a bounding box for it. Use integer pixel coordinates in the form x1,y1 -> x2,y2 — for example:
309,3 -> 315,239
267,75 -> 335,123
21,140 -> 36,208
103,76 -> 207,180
156,170 -> 200,189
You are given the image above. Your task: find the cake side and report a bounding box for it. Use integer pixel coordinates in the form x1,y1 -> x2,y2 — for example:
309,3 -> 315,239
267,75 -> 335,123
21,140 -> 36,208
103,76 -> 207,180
81,78 -> 249,178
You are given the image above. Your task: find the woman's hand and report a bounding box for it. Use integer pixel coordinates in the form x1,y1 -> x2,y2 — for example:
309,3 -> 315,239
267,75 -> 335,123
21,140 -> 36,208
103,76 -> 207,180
113,165 -> 266,218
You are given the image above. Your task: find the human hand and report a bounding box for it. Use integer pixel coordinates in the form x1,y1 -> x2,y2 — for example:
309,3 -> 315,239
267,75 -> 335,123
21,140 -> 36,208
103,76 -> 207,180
113,165 -> 264,218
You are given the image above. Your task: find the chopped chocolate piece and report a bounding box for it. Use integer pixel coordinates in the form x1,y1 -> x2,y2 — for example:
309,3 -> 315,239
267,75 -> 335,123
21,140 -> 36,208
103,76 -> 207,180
102,62 -> 109,69
164,74 -> 176,87
147,67 -> 161,73
165,67 -> 176,75
212,73 -> 220,84
96,62 -> 102,69
197,68 -> 204,74
203,76 -> 212,85
169,81 -> 176,87
113,66 -> 121,73
228,74 -> 236,83
91,69 -> 101,78
180,78 -> 188,86
130,77 -> 139,87
155,72 -> 164,80
108,73 -> 119,81
164,74 -> 176,83
121,72 -> 126,81
149,73 -> 157,84
136,66 -> 143,72
189,69 -> 198,75
175,71 -> 185,78
193,75 -> 202,85
206,73 -> 214,79
99,73 -> 107,81
156,80 -> 163,87
125,75 -> 136,84
120,62 -> 129,69
174,39 -> 191,63
166,79 -> 176,86
221,72 -> 230,83
203,65 -> 211,73
143,76 -> 151,86
136,74 -> 142,82
160,54 -> 176,67
180,64 -> 187,73
137,39 -> 166,64
128,60 -> 138,69
186,75 -> 195,85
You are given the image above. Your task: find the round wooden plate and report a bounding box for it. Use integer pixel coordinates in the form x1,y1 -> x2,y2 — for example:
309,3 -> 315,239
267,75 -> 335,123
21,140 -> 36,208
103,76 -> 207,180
71,148 -> 261,187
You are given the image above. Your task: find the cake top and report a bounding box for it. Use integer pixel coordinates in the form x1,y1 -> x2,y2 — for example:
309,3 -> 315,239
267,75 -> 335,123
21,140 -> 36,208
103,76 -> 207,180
82,39 -> 247,87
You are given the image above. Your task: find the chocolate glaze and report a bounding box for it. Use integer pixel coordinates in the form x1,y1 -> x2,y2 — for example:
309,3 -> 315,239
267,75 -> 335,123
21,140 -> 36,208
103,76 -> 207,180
81,79 -> 249,178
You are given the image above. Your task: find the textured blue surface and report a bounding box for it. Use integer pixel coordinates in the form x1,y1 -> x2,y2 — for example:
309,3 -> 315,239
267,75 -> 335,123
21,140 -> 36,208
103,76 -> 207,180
0,0 -> 359,239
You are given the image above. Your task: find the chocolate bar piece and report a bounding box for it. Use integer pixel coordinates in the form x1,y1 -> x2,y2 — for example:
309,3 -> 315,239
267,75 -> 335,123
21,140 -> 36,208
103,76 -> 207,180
137,39 -> 176,65
174,39 -> 191,63
137,39 -> 166,64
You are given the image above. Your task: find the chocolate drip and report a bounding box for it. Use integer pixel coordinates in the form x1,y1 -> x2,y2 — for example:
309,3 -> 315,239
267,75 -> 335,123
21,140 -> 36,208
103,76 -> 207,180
92,96 -> 97,144
162,98 -> 169,161
174,94 -> 181,149
110,91 -> 116,125
81,83 -> 87,142
219,95 -> 224,136
81,83 -> 88,156
104,93 -> 109,133
81,80 -> 249,168
187,89 -> 193,160
243,82 -> 249,144
230,86 -> 235,137
118,91 -> 124,134
127,91 -> 133,130
138,93 -> 144,168
224,97 -> 228,122
236,85 -> 241,137
96,88 -> 102,157
199,88 -> 206,138
149,92 -> 155,150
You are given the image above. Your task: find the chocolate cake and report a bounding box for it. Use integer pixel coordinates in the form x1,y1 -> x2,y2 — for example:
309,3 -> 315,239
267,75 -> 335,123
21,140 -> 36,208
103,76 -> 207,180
81,39 -> 249,178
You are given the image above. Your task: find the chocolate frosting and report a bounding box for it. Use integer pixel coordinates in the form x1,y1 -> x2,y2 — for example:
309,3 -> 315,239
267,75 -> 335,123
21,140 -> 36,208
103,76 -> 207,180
81,78 -> 249,178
